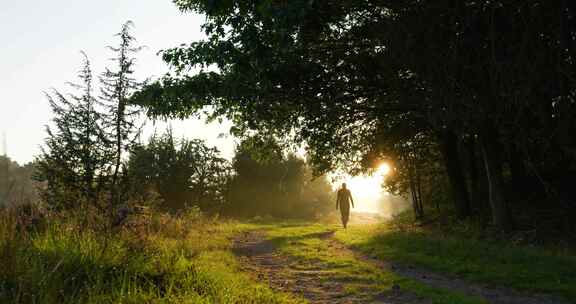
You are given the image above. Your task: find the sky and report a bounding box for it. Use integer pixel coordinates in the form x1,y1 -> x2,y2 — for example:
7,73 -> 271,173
0,0 -> 235,165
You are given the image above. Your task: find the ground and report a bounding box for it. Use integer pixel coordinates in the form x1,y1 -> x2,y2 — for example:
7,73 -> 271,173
2,210 -> 575,303
232,213 -> 574,304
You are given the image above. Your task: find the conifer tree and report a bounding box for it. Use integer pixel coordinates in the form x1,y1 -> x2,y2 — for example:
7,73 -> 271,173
36,53 -> 110,210
99,21 -> 144,209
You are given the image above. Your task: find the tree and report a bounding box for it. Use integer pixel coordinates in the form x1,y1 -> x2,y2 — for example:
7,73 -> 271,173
0,156 -> 39,207
128,129 -> 232,212
226,136 -> 334,218
100,21 -> 145,211
35,22 -> 147,221
134,0 -> 576,231
36,54 -> 111,211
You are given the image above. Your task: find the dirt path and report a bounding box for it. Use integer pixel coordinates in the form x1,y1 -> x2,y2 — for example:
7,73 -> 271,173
233,229 -> 569,304
233,230 -> 427,304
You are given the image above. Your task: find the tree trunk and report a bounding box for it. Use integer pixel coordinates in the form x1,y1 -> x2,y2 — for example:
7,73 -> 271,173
466,136 -> 490,226
110,99 -> 125,219
439,130 -> 472,218
415,159 -> 425,218
509,144 -> 529,194
479,129 -> 513,231
465,137 -> 479,209
407,154 -> 424,221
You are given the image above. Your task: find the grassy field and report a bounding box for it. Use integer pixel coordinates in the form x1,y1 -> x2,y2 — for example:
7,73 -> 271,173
0,209 -> 303,304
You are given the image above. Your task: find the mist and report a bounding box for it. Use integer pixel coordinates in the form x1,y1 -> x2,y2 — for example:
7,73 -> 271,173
352,191 -> 410,219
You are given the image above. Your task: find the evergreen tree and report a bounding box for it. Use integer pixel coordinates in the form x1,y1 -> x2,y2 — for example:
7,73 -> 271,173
99,21 -> 144,209
36,53 -> 110,210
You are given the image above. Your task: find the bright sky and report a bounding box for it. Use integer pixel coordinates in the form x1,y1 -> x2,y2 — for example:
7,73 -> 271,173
0,0 -> 235,165
331,163 -> 404,215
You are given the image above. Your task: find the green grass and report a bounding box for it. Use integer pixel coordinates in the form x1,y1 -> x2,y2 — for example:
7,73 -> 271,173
335,221 -> 576,302
0,210 -> 303,304
263,222 -> 487,304
4,208 -> 575,304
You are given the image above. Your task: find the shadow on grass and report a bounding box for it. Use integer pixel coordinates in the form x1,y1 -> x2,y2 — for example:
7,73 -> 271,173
344,229 -> 576,301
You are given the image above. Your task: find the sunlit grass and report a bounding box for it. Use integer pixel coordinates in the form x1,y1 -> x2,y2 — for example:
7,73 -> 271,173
4,208 -> 574,304
0,209 -> 301,304
335,221 -> 576,302
264,223 -> 486,304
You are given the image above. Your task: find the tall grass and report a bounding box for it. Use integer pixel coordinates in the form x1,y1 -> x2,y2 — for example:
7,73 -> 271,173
0,206 -> 301,303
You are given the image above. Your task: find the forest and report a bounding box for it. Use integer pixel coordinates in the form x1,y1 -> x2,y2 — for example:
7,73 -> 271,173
1,1 -> 576,303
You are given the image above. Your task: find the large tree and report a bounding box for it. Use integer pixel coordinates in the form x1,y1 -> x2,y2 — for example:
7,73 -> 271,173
134,0 -> 576,230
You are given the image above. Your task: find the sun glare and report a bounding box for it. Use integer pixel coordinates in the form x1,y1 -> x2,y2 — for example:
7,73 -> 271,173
377,163 -> 391,176
332,162 -> 393,214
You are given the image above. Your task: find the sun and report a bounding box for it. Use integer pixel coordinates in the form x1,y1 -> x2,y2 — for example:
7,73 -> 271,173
376,163 -> 391,176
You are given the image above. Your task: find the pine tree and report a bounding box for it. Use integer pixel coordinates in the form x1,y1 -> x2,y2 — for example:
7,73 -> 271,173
99,21 -> 144,210
36,53 -> 111,211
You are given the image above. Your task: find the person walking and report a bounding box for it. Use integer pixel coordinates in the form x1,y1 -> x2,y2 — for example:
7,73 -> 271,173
336,183 -> 354,228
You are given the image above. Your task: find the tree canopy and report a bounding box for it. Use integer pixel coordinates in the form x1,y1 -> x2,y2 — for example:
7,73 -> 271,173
133,0 -> 576,231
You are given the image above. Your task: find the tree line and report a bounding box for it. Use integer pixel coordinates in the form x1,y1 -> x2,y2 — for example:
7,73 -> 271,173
0,155 -> 38,207
133,0 -> 576,233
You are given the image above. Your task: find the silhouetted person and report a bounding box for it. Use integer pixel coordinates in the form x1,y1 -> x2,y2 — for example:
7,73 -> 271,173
336,183 -> 354,228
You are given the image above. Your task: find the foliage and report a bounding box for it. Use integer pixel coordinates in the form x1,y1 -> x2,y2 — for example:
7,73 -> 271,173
128,129 -> 232,212
133,0 -> 576,231
35,54 -> 111,211
382,131 -> 452,220
35,22 -> 147,222
226,136 -> 334,219
99,21 -> 145,209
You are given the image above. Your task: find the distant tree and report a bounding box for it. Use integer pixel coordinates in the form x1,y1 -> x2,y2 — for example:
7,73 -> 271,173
0,154 -> 9,206
128,129 -> 232,212
35,54 -> 111,211
227,136 -> 334,218
0,156 -> 39,207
